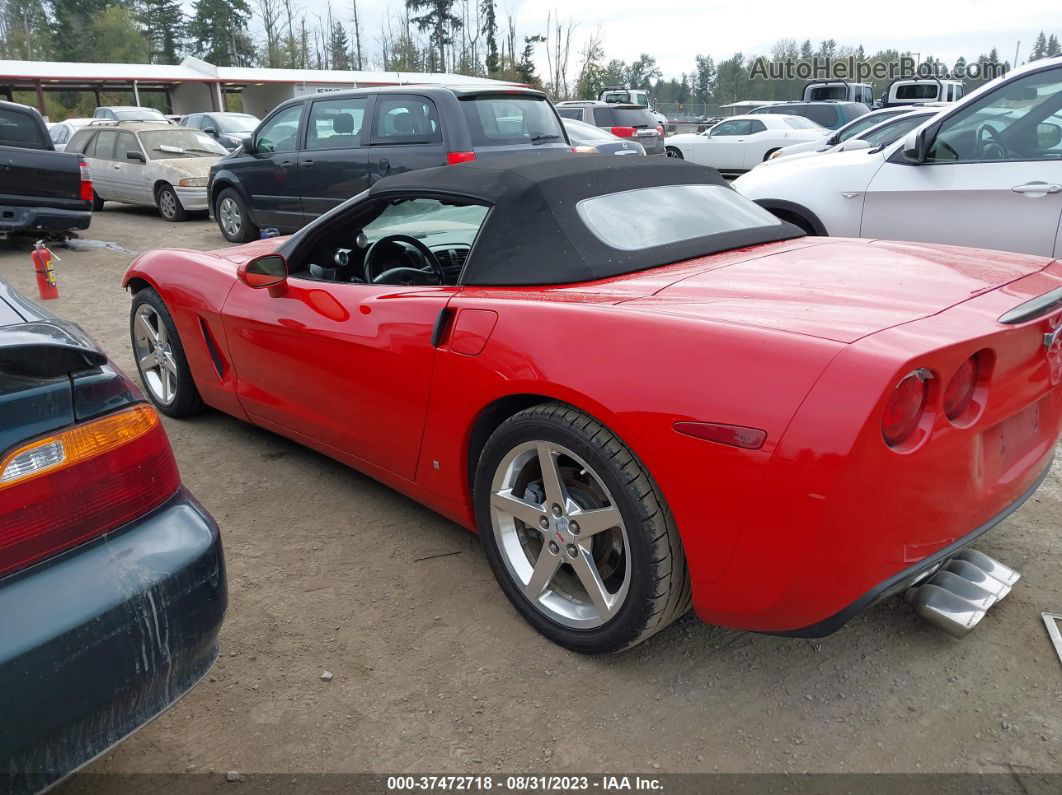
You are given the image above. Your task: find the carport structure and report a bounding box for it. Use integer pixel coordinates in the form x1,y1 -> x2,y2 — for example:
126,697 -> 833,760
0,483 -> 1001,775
0,57 -> 519,118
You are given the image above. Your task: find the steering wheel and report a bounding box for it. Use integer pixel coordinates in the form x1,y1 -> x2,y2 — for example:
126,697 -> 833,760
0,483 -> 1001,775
362,234 -> 446,285
975,123 -> 1009,160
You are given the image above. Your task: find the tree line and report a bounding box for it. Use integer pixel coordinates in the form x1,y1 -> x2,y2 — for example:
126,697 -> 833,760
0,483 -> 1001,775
0,0 -> 1057,116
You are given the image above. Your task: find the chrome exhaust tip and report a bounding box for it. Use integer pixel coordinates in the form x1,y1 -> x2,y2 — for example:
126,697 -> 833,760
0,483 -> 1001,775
904,549 -> 1020,638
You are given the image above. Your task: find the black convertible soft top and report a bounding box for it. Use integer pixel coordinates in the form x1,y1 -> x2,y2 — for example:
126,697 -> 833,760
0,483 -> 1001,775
368,153 -> 804,286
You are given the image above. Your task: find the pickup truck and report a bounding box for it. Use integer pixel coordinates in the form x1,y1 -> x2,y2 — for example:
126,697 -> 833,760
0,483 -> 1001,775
0,100 -> 93,239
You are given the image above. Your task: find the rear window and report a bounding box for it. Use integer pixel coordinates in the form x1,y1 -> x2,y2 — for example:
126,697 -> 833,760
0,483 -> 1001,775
806,85 -> 848,101
577,184 -> 781,251
460,96 -> 565,147
0,108 -> 47,149
592,107 -> 655,128
896,84 -> 938,100
557,108 -> 583,120
757,105 -> 839,127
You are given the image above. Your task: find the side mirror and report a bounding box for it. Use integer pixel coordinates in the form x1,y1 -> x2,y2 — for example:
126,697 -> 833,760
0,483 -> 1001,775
1037,122 -> 1062,149
204,127 -> 218,136
238,253 -> 288,296
901,128 -> 927,163
839,138 -> 874,152
126,150 -> 145,162
241,136 -> 255,154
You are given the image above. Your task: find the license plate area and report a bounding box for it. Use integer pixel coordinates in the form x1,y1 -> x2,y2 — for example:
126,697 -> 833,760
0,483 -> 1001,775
982,397 -> 1046,485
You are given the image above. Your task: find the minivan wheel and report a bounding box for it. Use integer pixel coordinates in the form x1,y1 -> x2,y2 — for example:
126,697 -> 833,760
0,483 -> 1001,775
156,185 -> 187,222
216,188 -> 257,243
475,402 -> 691,654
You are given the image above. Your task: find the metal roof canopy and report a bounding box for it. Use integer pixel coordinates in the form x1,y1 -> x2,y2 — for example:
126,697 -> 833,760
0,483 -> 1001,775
0,57 -> 521,114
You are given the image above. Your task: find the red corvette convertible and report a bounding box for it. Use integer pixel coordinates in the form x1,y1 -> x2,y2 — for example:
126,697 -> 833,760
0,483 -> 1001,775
124,154 -> 1062,653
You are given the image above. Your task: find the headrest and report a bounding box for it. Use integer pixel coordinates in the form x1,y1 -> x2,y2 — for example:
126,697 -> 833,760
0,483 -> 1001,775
333,113 -> 354,135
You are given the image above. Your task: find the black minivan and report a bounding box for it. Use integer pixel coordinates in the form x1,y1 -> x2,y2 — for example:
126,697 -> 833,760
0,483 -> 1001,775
209,85 -> 571,242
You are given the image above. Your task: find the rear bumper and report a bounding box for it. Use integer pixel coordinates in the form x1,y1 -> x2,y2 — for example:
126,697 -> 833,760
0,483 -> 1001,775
0,205 -> 91,234
773,454 -> 1053,637
0,489 -> 226,794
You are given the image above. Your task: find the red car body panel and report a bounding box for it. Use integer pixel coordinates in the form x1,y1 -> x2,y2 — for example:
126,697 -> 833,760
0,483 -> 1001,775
123,236 -> 1062,634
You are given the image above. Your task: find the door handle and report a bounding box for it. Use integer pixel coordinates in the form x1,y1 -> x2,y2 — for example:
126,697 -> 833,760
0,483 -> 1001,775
1011,181 -> 1062,195
379,158 -> 391,174
111,164 -> 121,169
279,160 -> 294,167
302,159 -> 314,168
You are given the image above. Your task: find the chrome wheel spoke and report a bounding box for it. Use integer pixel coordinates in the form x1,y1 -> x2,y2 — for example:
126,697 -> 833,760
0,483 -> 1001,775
155,318 -> 168,348
536,442 -> 567,508
524,546 -> 563,600
134,312 -> 158,346
569,505 -> 622,538
491,489 -> 545,529
139,351 -> 156,371
571,546 -> 616,621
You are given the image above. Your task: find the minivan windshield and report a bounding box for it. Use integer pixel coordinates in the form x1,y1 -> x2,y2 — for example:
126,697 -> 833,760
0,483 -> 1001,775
460,96 -> 566,147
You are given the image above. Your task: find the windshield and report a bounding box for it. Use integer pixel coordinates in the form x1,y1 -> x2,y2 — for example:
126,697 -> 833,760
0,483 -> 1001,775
115,109 -> 165,121
565,119 -> 615,142
577,184 -> 781,251
214,114 -> 258,133
364,199 -> 489,247
784,116 -> 821,129
836,109 -> 905,141
139,130 -> 228,159
860,114 -> 932,147
807,85 -> 849,101
895,84 -> 939,100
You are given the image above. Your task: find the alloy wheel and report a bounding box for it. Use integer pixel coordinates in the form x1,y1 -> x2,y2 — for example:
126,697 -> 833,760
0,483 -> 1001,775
132,304 -> 178,405
489,440 -> 630,628
219,197 -> 242,238
159,189 -> 178,219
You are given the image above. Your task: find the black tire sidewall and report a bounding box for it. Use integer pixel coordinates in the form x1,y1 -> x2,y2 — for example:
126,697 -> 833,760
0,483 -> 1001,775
157,185 -> 185,222
129,288 -> 202,418
475,411 -> 658,654
216,188 -> 256,243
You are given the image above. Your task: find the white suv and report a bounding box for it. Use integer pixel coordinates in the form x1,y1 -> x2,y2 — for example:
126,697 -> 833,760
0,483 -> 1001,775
734,57 -> 1062,257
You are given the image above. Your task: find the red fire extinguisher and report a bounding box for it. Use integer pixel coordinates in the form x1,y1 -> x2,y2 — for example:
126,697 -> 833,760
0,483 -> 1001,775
32,240 -> 60,300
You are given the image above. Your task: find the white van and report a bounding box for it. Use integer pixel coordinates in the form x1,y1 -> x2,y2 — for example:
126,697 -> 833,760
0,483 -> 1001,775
881,78 -> 965,107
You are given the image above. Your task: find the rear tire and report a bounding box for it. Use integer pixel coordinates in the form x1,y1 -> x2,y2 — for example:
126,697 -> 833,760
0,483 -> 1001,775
665,146 -> 684,159
130,287 -> 203,418
215,187 -> 257,243
475,402 -> 691,654
156,184 -> 187,222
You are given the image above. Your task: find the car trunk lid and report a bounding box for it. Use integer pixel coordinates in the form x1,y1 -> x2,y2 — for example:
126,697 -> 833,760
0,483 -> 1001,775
619,239 -> 1055,342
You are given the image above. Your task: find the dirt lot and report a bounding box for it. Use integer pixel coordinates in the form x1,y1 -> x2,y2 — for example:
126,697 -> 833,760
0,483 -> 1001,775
2,207 -> 1061,779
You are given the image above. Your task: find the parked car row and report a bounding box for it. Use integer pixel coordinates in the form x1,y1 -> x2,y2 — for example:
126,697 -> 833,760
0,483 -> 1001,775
735,56 -> 1062,258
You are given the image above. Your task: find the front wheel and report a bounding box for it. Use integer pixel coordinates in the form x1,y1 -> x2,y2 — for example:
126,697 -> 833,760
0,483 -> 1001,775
665,146 -> 684,159
215,187 -> 257,243
156,184 -> 187,222
475,403 -> 690,654
130,288 -> 203,417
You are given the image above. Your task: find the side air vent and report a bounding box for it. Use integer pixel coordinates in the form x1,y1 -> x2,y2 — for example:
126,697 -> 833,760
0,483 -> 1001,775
435,248 -> 469,282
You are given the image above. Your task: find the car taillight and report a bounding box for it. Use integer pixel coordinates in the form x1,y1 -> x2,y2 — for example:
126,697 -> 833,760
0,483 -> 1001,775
610,126 -> 636,138
446,151 -> 476,165
944,354 -> 980,422
79,156 -> 93,201
882,370 -> 930,448
0,404 -> 181,578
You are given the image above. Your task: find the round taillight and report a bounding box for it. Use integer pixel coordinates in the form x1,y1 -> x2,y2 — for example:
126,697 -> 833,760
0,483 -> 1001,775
943,354 -> 979,421
882,371 -> 929,448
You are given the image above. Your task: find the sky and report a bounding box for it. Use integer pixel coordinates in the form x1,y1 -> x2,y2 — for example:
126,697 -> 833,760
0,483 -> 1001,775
251,0 -> 1062,79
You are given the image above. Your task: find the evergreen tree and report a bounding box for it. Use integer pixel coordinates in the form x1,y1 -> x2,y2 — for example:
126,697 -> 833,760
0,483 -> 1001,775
694,54 -> 715,104
137,0 -> 186,64
1031,30 -> 1048,61
406,0 -> 461,72
799,39 -> 813,60
481,0 -> 498,75
329,20 -> 350,69
90,4 -> 149,62
516,34 -> 544,86
1,0 -> 53,59
188,0 -> 254,66
1048,35 -> 1061,57
52,0 -> 113,61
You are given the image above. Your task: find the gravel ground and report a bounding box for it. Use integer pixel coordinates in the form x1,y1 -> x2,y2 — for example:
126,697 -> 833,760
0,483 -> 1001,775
2,207 -> 1061,780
